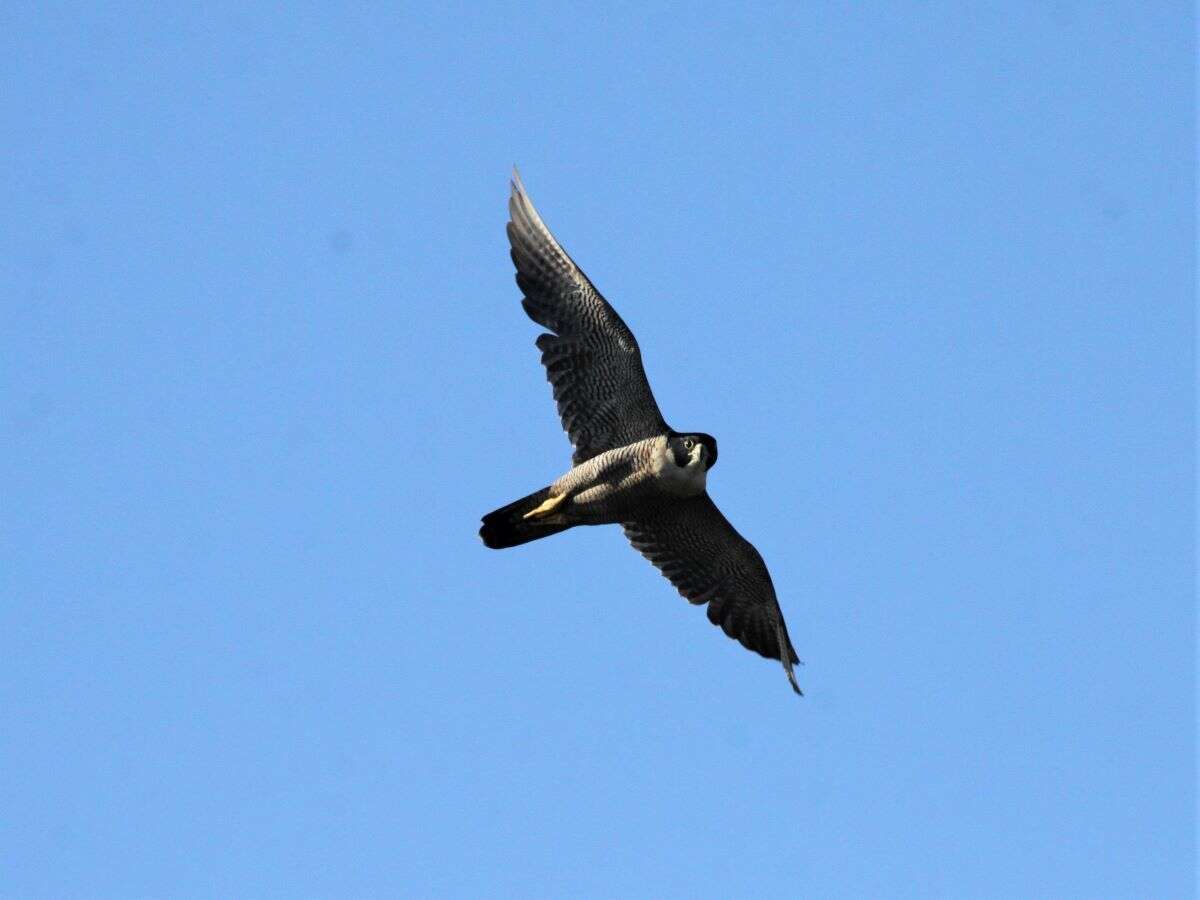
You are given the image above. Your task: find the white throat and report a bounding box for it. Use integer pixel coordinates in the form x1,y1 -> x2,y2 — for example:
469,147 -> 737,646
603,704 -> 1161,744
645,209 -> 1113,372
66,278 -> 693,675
653,439 -> 708,497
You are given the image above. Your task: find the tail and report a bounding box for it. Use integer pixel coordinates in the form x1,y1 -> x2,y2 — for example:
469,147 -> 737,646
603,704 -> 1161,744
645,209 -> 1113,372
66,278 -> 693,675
479,487 -> 572,549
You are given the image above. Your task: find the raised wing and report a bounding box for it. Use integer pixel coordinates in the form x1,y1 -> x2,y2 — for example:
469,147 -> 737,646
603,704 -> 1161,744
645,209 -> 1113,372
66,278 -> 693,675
507,170 -> 669,464
623,494 -> 802,694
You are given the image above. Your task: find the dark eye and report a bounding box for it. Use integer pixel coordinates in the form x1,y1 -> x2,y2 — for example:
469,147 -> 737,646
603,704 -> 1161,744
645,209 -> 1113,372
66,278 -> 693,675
684,438 -> 695,450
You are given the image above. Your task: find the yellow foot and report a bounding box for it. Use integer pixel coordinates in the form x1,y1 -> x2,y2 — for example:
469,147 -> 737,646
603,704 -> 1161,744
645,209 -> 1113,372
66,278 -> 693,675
522,493 -> 566,520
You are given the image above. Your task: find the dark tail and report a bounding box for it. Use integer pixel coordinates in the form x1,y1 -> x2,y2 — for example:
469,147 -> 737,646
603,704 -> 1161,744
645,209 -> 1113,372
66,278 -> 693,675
479,487 -> 571,549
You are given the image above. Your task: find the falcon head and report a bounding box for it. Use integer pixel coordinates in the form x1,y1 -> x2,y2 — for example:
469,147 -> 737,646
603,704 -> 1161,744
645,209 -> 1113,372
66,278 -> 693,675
668,432 -> 719,471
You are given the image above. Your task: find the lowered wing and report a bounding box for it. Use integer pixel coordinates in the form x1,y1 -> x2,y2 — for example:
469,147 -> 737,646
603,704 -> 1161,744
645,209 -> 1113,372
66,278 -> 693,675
623,494 -> 802,694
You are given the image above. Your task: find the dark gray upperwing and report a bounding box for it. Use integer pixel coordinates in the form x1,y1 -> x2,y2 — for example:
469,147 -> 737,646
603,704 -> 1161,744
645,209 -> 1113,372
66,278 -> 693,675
507,170 -> 669,464
623,494 -> 802,695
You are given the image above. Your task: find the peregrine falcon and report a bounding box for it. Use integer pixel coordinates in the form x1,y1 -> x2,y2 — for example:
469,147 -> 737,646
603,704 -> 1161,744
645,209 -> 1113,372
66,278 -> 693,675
480,170 -> 802,695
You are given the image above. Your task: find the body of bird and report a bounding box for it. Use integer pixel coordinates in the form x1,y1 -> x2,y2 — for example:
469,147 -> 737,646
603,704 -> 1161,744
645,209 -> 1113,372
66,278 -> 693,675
481,433 -> 712,538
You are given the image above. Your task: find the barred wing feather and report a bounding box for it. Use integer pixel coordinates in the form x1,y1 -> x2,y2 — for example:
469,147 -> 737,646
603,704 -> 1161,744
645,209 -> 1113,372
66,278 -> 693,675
623,494 -> 802,694
507,170 -> 669,464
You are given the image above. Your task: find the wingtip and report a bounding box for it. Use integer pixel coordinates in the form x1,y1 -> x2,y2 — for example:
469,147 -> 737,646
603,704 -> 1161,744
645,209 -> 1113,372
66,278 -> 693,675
777,622 -> 802,695
510,164 -> 526,196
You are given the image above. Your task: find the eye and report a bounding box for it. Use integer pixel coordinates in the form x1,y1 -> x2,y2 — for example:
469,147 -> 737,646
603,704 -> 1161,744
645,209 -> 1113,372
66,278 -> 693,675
683,438 -> 695,450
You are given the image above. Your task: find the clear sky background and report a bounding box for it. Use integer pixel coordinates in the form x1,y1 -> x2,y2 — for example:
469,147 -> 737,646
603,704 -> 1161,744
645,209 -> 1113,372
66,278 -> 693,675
2,3 -> 1194,897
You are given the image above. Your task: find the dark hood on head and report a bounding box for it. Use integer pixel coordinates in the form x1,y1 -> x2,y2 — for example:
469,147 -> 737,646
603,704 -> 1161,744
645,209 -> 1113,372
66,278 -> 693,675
667,430 -> 719,470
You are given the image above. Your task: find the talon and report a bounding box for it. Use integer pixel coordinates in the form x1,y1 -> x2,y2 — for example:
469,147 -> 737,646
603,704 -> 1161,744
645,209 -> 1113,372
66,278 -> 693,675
522,493 -> 566,520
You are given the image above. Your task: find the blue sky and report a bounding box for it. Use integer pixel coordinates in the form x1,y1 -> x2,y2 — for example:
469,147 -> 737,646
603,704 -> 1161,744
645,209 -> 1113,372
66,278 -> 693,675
2,3 -> 1194,897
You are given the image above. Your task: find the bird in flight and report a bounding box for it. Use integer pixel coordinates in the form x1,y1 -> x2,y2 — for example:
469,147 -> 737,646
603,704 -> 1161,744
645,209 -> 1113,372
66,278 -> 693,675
480,170 -> 801,695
